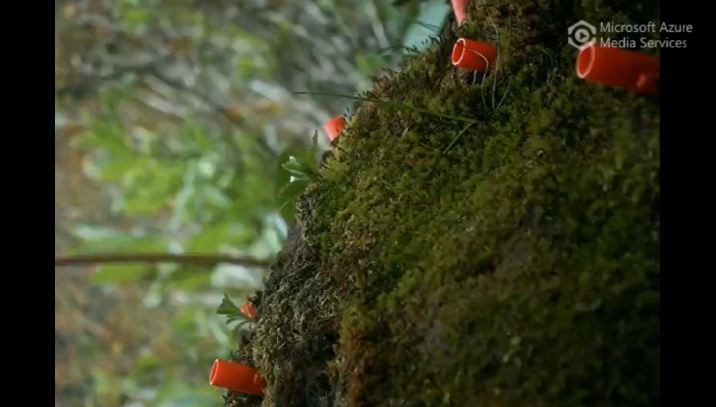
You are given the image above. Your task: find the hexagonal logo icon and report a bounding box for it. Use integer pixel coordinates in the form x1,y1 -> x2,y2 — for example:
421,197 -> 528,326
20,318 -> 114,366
568,20 -> 597,49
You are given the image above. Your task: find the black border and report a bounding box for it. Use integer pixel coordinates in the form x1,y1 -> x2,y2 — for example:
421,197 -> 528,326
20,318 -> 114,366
661,1 -> 701,404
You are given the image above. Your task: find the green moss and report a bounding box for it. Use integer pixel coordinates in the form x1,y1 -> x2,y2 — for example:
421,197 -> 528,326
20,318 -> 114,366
250,1 -> 660,406
224,345 -> 264,407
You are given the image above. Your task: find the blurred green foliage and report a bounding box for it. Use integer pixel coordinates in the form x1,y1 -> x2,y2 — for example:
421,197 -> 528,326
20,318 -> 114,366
54,0 -> 449,405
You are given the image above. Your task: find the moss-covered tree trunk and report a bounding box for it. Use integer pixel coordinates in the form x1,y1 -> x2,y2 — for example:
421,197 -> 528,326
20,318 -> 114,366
237,1 -> 660,406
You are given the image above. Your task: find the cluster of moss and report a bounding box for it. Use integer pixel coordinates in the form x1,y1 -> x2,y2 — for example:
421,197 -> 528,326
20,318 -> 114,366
248,1 -> 660,406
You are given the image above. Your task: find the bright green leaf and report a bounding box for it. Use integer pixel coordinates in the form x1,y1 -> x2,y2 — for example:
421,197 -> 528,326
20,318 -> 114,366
187,224 -> 253,253
282,156 -> 316,180
216,293 -> 240,315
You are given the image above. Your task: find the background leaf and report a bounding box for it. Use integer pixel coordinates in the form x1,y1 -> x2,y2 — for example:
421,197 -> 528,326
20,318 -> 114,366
55,0 -> 422,405
90,264 -> 150,284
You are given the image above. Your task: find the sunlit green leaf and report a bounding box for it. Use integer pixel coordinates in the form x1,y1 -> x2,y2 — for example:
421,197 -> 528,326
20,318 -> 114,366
123,188 -> 171,215
71,235 -> 170,255
96,155 -> 139,181
169,272 -> 212,291
90,264 -> 149,284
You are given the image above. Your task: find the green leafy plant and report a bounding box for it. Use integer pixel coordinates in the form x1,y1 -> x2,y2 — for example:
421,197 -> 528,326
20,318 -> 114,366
216,294 -> 254,332
281,156 -> 317,182
277,131 -> 321,220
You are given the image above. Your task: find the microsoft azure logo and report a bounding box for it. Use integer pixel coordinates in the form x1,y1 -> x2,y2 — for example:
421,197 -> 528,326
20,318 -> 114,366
568,20 -> 597,49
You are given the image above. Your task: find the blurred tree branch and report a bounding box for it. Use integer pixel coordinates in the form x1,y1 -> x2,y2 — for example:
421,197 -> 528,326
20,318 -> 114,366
55,253 -> 273,268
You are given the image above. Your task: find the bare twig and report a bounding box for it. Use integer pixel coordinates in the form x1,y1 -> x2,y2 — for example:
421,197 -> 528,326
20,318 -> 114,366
55,253 -> 273,268
443,120 -> 476,155
489,16 -> 500,110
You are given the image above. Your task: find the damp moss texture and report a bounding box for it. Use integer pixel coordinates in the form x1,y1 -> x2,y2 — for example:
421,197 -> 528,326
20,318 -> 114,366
249,1 -> 660,406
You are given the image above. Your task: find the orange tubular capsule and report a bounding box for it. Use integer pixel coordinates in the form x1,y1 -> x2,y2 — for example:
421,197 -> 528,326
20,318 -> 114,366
241,302 -> 257,318
451,38 -> 497,72
576,43 -> 660,94
451,0 -> 469,25
323,116 -> 346,143
209,359 -> 265,395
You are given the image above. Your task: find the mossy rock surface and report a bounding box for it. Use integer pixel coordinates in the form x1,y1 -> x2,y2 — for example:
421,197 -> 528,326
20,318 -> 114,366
249,1 -> 660,406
